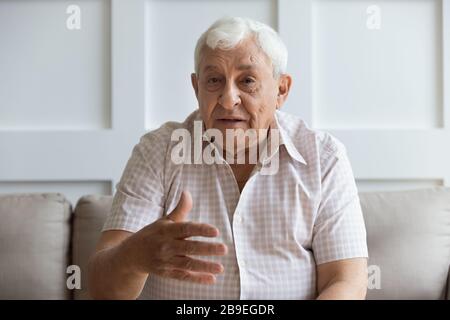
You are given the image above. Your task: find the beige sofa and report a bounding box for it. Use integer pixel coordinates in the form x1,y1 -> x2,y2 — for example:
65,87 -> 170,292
0,187 -> 449,300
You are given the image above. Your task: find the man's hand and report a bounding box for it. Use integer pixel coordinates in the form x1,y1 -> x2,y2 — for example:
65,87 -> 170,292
88,190 -> 228,299
121,191 -> 228,284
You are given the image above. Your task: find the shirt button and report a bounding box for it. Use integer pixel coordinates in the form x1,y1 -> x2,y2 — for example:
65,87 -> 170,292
240,260 -> 246,268
235,215 -> 242,223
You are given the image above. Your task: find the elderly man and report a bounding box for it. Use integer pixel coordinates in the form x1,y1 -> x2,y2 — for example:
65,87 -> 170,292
88,17 -> 368,300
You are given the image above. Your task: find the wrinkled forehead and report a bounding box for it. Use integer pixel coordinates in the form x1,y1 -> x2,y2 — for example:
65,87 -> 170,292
198,38 -> 272,75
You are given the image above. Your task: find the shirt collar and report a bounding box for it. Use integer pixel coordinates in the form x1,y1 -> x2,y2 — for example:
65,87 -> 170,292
272,110 -> 307,165
192,109 -> 308,166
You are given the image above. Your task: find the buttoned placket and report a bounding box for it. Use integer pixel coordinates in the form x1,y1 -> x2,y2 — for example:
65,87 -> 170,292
203,130 -> 275,299
220,158 -> 269,299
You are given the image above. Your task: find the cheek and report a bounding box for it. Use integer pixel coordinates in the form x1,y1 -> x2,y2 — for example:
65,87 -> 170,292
198,92 -> 219,128
245,95 -> 277,129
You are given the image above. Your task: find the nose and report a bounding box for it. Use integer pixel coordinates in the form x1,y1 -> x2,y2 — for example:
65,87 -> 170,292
218,82 -> 241,110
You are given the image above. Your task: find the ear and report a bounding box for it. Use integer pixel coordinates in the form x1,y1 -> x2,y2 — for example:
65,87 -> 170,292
191,73 -> 199,99
276,74 -> 292,110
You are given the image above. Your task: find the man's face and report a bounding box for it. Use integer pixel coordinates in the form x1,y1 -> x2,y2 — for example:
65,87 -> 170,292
191,37 -> 291,144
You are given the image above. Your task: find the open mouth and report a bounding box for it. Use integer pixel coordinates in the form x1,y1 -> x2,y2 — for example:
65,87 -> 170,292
218,119 -> 245,122
217,116 -> 247,122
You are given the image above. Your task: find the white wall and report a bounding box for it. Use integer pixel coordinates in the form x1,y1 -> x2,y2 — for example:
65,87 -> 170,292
0,0 -> 449,205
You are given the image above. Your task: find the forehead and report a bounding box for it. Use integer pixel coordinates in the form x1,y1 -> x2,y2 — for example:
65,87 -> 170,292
199,37 -> 272,73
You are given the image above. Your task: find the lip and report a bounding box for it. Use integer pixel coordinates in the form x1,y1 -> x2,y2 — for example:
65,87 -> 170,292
217,117 -> 247,121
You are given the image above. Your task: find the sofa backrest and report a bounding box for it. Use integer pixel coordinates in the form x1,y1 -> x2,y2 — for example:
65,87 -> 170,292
0,193 -> 71,299
359,187 -> 450,299
72,195 -> 111,300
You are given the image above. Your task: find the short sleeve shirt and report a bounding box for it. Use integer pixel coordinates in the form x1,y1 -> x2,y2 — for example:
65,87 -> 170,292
102,109 -> 369,299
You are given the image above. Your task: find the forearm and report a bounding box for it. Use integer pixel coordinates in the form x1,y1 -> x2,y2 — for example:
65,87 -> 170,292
88,238 -> 148,300
316,280 -> 367,300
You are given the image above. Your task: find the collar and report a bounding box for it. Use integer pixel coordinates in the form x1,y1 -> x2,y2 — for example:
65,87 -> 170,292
191,109 -> 307,166
273,110 -> 307,165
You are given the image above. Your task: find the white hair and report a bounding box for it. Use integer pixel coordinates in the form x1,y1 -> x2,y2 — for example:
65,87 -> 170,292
194,17 -> 288,77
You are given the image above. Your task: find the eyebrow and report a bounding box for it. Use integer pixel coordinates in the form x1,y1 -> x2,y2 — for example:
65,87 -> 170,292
203,65 -> 219,72
202,64 -> 256,72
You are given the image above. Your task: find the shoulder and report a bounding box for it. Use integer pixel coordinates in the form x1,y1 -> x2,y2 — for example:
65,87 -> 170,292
131,110 -> 199,167
138,110 -> 199,151
275,110 -> 347,164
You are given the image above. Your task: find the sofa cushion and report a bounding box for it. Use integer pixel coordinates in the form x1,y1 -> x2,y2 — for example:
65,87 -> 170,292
0,193 -> 71,299
360,187 -> 450,299
72,195 -> 112,300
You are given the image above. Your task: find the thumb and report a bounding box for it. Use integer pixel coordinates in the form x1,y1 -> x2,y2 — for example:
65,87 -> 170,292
166,190 -> 193,222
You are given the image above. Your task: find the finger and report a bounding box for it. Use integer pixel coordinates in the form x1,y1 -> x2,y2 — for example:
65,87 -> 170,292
173,240 -> 228,256
163,269 -> 216,285
169,256 -> 224,274
167,222 -> 219,239
166,191 -> 193,223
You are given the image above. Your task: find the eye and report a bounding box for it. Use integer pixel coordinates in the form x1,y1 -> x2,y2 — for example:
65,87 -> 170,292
242,77 -> 256,85
207,77 -> 221,84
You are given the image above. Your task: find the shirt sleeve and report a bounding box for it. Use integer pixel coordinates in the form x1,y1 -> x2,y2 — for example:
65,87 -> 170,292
102,131 -> 167,233
312,134 -> 369,265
